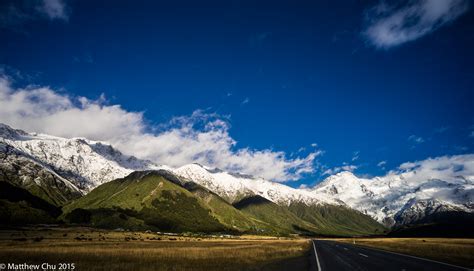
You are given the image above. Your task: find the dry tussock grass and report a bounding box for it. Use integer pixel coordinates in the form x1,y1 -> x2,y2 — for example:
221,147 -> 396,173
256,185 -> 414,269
0,228 -> 310,271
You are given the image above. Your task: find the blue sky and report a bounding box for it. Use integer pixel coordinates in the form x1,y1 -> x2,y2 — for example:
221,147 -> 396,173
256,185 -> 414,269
0,0 -> 473,187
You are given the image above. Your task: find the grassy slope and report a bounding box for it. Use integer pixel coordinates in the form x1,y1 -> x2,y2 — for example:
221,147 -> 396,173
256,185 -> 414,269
183,182 -> 274,233
63,171 -> 293,235
288,202 -> 386,236
62,172 -> 227,232
0,182 -> 61,225
233,196 -> 320,235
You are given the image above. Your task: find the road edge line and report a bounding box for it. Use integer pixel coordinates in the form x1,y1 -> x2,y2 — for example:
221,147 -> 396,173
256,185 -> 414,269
312,240 -> 322,271
345,242 -> 470,271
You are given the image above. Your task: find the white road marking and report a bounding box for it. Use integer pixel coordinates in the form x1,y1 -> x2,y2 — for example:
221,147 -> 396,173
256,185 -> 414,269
359,253 -> 369,258
313,240 -> 322,271
343,248 -> 348,251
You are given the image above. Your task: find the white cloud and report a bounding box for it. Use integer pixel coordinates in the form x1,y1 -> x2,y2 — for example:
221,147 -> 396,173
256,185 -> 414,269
299,184 -> 309,190
0,76 -> 320,182
352,151 -> 360,161
241,97 -> 249,105
408,134 -> 424,144
393,154 -> 474,184
364,0 -> 469,49
38,0 -> 68,20
323,164 -> 358,175
377,160 -> 387,167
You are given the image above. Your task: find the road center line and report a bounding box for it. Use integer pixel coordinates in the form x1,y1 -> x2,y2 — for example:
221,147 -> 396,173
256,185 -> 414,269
313,240 -> 322,271
359,253 -> 369,258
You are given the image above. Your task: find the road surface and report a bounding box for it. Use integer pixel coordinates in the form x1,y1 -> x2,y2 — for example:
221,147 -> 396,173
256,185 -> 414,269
311,240 -> 470,271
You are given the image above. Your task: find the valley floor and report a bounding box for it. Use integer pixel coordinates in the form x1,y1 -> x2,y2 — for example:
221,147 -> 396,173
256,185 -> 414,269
330,237 -> 474,269
0,227 -> 310,271
1,227 -> 473,271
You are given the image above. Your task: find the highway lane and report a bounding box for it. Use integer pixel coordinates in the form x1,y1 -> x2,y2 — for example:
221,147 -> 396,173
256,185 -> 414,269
311,240 -> 470,271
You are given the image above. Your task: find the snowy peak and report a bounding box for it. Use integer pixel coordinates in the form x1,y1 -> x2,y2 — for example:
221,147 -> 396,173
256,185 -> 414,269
314,171 -> 374,199
0,123 -> 27,140
313,168 -> 474,226
2,122 -> 473,228
174,162 -> 339,206
0,124 -> 340,208
0,123 -> 163,191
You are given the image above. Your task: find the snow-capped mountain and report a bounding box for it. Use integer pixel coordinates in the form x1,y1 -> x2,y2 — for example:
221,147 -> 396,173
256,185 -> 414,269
173,163 -> 339,206
0,139 -> 83,205
0,123 -> 339,206
312,170 -> 474,227
1,122 -> 473,228
0,123 -> 165,191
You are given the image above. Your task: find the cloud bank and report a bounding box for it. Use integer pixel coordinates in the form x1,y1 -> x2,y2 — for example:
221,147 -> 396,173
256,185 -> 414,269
0,76 -> 320,182
392,154 -> 474,184
364,0 -> 469,49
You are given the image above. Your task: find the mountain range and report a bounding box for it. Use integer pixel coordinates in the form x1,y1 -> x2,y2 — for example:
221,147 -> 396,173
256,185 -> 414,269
1,123 -> 473,236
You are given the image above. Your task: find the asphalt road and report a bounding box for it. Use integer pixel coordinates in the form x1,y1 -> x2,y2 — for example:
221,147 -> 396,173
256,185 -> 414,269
311,240 -> 470,271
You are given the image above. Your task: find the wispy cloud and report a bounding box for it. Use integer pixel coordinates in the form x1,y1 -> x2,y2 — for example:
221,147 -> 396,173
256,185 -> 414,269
38,0 -> 68,20
352,151 -> 360,161
0,0 -> 69,29
0,75 -> 321,182
363,0 -> 470,49
323,164 -> 358,175
73,53 -> 94,64
469,125 -> 474,138
241,97 -> 249,105
377,160 -> 387,170
434,126 -> 450,133
408,134 -> 425,144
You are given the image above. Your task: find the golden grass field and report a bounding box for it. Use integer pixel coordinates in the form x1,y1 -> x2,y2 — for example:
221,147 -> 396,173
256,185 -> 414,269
332,237 -> 474,268
2,228 -> 474,270
0,227 -> 311,271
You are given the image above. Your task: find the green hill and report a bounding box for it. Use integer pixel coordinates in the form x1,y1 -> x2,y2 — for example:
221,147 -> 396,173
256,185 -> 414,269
287,202 -> 386,236
60,170 -> 386,236
0,181 -> 61,225
233,195 -> 320,235
62,171 -> 295,235
182,182 -> 274,233
62,171 -> 228,232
